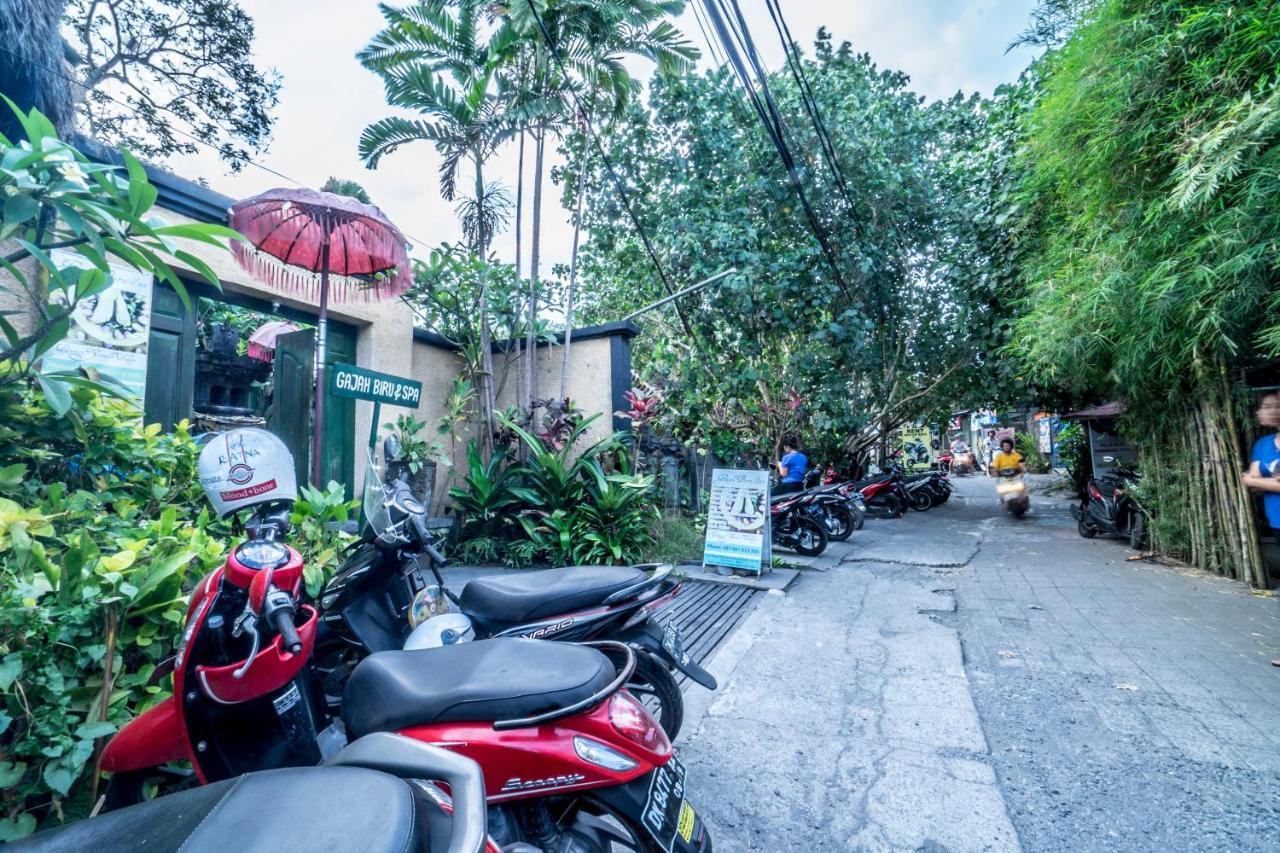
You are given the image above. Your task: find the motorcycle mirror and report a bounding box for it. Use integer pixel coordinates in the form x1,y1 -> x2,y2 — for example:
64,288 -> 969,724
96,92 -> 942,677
384,435 -> 403,462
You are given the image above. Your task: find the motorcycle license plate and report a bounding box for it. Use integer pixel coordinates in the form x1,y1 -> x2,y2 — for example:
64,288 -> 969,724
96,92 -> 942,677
641,756 -> 701,850
662,620 -> 691,668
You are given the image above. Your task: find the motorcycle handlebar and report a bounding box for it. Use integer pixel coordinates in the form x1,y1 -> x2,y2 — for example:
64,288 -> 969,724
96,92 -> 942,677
273,607 -> 302,655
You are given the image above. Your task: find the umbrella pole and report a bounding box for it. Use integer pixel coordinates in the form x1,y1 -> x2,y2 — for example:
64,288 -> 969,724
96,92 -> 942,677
311,233 -> 331,487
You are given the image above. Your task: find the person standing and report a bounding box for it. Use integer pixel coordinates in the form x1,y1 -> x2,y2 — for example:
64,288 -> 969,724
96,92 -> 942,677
1240,391 -> 1280,667
775,436 -> 808,495
985,429 -> 1000,470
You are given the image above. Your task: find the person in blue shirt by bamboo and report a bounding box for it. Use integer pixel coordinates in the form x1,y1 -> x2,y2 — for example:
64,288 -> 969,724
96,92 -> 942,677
1241,391 -> 1280,668
775,436 -> 808,495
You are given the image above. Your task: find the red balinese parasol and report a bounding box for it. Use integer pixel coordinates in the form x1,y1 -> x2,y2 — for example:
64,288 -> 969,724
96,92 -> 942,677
246,319 -> 300,362
229,188 -> 411,486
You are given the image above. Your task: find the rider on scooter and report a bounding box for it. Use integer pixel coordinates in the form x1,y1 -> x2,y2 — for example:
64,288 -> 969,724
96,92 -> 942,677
989,438 -> 1026,479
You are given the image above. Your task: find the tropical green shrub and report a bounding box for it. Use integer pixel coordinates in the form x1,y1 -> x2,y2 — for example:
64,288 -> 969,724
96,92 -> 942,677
448,444 -> 536,540
0,386 -> 354,838
447,416 -> 656,567
1014,432 -> 1050,474
291,483 -> 359,597
0,390 -> 224,839
1055,421 -> 1089,497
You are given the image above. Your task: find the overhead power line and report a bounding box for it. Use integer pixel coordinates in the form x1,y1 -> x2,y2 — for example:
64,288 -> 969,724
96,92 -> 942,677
696,0 -> 850,295
762,0 -> 859,223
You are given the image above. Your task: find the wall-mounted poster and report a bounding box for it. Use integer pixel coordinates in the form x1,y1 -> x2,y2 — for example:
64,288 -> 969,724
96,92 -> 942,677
896,427 -> 933,471
703,468 -> 771,574
41,249 -> 154,402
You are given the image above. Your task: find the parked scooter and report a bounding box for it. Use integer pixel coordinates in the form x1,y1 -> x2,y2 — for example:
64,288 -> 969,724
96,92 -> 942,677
100,429 -> 713,853
827,469 -> 908,519
317,442 -> 714,739
995,468 -> 1030,518
20,734 -> 496,853
1072,457 -> 1147,547
768,493 -> 829,555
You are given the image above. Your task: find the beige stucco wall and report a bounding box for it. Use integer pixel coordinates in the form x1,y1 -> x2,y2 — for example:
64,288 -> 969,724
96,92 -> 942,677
407,334 -> 622,510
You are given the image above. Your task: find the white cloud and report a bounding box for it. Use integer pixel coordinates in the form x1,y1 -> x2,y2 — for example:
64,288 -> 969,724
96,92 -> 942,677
169,0 -> 1040,285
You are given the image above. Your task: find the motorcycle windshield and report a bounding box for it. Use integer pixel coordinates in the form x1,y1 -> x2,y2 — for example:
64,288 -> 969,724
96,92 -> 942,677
361,450 -> 395,544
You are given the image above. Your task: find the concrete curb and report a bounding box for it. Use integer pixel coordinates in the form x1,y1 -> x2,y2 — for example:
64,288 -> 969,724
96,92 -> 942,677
676,588 -> 786,745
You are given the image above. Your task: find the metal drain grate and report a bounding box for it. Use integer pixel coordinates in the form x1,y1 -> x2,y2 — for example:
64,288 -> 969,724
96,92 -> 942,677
654,580 -> 762,685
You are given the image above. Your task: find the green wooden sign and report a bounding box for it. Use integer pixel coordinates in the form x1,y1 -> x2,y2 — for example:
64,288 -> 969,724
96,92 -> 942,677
329,362 -> 422,408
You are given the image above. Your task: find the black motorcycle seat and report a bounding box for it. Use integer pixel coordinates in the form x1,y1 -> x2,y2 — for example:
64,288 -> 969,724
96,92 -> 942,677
460,565 -> 646,624
9,766 -> 439,853
343,638 -> 615,736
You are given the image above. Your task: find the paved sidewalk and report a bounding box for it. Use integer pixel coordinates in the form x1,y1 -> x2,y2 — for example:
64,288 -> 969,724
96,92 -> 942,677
679,534 -> 1019,851
948,477 -> 1280,851
679,475 -> 1280,852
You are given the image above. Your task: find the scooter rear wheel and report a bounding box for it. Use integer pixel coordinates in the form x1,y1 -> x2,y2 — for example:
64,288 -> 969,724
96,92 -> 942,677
626,652 -> 684,740
1078,516 -> 1098,538
908,490 -> 933,512
820,504 -> 856,541
790,517 -> 828,556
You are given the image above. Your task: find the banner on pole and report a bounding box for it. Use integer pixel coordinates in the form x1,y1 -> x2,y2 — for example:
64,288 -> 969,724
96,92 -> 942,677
702,468 -> 771,574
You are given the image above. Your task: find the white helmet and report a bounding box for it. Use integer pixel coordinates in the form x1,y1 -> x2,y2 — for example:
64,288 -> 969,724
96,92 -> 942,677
197,428 -> 297,517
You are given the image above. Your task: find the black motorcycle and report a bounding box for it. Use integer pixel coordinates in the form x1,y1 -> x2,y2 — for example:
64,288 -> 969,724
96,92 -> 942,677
769,493 -> 829,556
16,734 -> 492,853
315,444 -> 711,739
1072,458 -> 1147,548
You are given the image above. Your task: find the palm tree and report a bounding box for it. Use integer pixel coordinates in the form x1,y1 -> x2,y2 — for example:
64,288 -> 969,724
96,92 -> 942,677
500,0 -> 699,405
358,0 -> 523,451
320,176 -> 373,204
0,0 -> 75,139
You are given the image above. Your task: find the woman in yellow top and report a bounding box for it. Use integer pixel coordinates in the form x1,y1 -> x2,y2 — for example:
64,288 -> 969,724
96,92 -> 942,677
989,437 -> 1027,476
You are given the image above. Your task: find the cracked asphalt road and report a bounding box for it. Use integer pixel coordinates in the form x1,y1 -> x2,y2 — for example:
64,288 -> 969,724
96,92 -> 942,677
678,475 -> 1280,852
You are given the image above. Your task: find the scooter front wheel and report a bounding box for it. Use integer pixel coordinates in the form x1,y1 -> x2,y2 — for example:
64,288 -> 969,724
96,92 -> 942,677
626,652 -> 684,740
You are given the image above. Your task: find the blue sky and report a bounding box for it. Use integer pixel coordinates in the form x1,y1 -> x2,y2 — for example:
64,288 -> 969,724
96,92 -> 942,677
173,1 -> 1042,273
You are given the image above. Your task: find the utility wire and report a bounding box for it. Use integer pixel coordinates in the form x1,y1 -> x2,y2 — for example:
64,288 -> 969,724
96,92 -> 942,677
697,0 -> 850,294
520,0 -> 693,336
762,0 -> 860,232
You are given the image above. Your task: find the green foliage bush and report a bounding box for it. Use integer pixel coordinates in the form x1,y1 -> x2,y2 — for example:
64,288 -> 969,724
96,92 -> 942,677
1014,432 -> 1050,474
0,387 -> 354,838
448,414 -> 657,567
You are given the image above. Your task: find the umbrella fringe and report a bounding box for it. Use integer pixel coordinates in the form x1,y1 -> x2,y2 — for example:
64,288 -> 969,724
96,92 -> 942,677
231,242 -> 410,303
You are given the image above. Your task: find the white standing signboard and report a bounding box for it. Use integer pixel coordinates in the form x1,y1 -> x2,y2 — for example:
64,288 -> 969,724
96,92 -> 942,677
42,249 -> 155,403
702,468 -> 771,574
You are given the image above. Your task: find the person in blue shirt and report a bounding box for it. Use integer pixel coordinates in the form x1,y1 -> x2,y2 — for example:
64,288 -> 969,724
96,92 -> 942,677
1241,391 -> 1280,668
775,436 -> 808,495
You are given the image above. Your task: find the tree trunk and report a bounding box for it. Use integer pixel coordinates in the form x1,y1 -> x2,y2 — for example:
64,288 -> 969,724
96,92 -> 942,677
526,127 -> 546,419
474,152 -> 496,453
513,130 -> 526,412
559,132 -> 590,402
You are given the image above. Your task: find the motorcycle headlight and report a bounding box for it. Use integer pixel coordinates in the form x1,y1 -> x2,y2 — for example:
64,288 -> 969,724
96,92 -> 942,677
235,540 -> 289,570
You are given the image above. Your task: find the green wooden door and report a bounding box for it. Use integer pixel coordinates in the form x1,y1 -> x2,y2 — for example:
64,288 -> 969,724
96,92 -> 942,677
322,326 -> 356,497
267,326 -> 356,496
143,285 -> 195,431
270,329 -> 314,490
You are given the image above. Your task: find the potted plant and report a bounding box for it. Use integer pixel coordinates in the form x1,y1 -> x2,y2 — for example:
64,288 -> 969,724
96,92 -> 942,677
383,413 -> 445,503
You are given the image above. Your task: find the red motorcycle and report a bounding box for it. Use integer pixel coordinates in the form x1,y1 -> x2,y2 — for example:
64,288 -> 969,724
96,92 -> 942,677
100,429 -> 711,853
